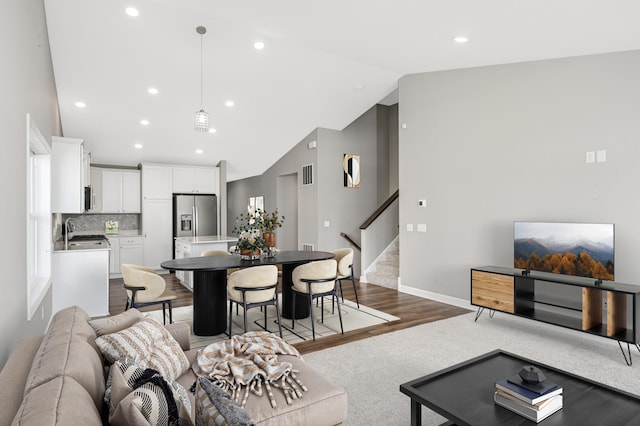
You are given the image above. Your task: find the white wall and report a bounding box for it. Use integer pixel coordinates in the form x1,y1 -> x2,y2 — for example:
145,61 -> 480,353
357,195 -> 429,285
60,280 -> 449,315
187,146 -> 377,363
398,50 -> 640,300
0,0 -> 61,367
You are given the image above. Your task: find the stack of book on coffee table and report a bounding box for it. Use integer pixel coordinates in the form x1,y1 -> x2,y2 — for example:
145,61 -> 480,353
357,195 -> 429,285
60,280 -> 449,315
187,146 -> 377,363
494,373 -> 563,423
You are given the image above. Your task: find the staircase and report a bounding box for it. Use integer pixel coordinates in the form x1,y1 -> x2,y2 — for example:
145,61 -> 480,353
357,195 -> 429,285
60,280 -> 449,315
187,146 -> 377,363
363,238 -> 399,289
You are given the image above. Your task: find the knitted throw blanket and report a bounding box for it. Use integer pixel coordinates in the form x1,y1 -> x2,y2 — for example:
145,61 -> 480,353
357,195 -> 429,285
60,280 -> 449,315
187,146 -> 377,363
192,331 -> 308,409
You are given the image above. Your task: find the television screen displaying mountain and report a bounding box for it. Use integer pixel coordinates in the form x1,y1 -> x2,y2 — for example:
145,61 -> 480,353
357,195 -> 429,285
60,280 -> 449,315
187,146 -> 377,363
514,222 -> 614,281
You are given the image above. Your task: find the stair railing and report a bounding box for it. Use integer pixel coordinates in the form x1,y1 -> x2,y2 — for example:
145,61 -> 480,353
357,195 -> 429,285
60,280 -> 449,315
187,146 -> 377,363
359,190 -> 399,282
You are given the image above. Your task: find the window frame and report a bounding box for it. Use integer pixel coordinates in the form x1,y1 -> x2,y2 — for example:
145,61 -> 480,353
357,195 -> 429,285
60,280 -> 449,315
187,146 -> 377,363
26,113 -> 52,320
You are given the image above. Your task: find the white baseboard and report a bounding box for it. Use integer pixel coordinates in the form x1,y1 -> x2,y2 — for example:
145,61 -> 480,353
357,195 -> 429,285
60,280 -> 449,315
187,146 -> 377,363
397,283 -> 473,310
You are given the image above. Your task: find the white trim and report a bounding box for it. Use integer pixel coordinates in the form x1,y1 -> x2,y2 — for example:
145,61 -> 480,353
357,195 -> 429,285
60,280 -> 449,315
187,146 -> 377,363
398,283 -> 473,310
26,113 -> 52,321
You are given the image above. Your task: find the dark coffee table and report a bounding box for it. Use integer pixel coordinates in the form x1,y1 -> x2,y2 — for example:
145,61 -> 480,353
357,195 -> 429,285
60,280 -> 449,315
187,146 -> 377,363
400,349 -> 640,425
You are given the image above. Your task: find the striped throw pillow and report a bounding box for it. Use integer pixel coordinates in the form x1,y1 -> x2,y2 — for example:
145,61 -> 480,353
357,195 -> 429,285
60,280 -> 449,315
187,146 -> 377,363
109,359 -> 193,426
96,317 -> 190,380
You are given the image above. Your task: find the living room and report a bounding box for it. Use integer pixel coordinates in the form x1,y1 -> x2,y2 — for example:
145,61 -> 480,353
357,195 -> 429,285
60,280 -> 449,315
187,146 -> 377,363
4,2 -> 640,425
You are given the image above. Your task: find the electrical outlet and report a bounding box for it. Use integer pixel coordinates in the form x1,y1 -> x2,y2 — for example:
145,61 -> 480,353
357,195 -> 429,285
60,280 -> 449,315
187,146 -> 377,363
417,224 -> 427,232
406,224 -> 414,232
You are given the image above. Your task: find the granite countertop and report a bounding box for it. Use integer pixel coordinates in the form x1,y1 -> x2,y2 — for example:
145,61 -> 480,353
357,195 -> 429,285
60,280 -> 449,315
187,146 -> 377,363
174,235 -> 238,244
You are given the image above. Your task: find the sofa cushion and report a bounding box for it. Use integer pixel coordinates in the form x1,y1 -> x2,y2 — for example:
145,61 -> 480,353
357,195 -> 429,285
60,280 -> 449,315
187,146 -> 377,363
95,317 -> 190,381
89,308 -> 143,337
0,335 -> 43,426
195,376 -> 255,426
244,355 -> 348,426
45,305 -> 99,350
11,375 -> 102,425
23,335 -> 106,409
108,359 -> 192,426
23,306 -> 105,409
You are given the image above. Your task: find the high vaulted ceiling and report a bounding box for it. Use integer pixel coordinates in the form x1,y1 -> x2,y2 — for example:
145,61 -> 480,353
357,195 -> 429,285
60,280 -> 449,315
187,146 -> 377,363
44,1 -> 640,181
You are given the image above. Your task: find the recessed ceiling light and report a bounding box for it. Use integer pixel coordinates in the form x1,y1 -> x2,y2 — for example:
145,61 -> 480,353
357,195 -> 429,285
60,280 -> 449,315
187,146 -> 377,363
140,119 -> 149,126
254,41 -> 265,50
125,7 -> 139,17
195,149 -> 204,154
454,36 -> 469,44
225,100 -> 235,107
208,127 -> 217,134
148,87 -> 158,95
134,143 -> 143,149
75,101 -> 86,108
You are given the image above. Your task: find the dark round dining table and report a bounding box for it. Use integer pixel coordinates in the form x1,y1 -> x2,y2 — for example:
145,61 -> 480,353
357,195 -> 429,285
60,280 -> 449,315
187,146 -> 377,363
161,250 -> 334,336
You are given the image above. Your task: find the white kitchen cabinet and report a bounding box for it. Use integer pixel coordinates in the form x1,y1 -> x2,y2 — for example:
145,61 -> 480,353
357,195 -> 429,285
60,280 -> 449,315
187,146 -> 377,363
108,237 -> 120,274
142,198 -> 172,270
53,249 -> 110,317
120,236 -> 144,266
141,164 -> 173,270
52,137 -> 86,213
172,166 -> 218,194
142,164 -> 173,200
101,169 -> 141,213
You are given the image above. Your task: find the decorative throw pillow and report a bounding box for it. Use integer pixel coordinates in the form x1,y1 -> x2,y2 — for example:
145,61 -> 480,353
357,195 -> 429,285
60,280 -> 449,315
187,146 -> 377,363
95,317 -> 190,380
195,377 -> 255,426
108,359 -> 193,426
89,308 -> 143,337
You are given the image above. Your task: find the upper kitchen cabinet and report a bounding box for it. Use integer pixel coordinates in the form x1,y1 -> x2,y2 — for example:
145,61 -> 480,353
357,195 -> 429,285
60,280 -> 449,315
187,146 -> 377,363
100,169 -> 141,213
172,166 -> 219,194
142,164 -> 173,200
52,136 -> 86,213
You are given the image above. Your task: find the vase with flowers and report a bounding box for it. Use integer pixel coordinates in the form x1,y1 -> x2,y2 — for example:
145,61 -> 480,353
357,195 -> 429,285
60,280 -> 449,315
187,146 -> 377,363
256,208 -> 285,257
232,211 -> 266,260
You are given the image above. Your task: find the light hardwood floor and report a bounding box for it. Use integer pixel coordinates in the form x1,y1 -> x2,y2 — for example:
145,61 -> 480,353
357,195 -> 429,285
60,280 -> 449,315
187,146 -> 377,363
109,274 -> 470,354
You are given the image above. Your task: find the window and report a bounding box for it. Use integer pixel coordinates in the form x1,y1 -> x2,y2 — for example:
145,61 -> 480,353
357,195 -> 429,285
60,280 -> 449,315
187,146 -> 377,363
26,114 -> 52,320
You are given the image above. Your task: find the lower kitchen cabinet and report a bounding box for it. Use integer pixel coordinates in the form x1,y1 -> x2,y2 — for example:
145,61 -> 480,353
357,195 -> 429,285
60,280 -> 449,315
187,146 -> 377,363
108,235 -> 144,277
120,236 -> 144,266
53,249 -> 110,317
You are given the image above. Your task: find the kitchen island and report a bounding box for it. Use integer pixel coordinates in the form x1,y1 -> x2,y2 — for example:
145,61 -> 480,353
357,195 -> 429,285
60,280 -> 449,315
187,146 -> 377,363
173,235 -> 238,290
52,243 -> 110,317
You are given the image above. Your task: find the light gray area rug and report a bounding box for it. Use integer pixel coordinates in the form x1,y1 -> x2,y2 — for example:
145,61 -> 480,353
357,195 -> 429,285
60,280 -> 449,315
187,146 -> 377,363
303,311 -> 640,425
146,297 -> 398,350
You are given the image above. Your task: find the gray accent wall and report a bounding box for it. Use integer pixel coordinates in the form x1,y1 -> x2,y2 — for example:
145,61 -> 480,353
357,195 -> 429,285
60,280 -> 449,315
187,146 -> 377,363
398,50 -> 640,301
1,0 -> 61,367
227,105 -> 398,277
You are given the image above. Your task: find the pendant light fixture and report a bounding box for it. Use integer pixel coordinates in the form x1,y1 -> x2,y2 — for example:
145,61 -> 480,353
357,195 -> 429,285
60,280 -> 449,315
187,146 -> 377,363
194,26 -> 209,131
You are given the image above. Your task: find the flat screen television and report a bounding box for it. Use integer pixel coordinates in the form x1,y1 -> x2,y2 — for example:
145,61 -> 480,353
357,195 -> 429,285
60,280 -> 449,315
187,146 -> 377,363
514,221 -> 614,281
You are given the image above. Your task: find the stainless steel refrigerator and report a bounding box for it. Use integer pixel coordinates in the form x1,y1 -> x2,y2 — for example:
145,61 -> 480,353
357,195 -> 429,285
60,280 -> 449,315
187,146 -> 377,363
173,194 -> 218,241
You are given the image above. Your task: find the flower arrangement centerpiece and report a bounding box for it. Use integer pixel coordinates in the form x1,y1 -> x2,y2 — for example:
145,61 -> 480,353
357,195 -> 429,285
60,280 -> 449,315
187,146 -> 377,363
256,208 -> 285,256
232,211 -> 266,260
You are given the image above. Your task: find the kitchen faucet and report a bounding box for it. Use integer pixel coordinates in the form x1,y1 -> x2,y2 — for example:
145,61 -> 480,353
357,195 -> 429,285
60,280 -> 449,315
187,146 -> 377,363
64,218 -> 74,250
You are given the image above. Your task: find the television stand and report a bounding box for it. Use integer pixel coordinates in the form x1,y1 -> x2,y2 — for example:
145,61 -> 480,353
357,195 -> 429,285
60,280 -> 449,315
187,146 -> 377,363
471,266 -> 640,365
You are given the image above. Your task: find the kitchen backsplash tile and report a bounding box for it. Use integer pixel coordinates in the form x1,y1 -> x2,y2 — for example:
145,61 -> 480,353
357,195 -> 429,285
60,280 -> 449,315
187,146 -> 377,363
61,213 -> 140,233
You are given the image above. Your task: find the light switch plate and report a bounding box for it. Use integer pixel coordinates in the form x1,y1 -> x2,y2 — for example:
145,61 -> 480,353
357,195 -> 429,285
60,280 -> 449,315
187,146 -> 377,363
417,224 -> 427,232
323,220 -> 330,228
596,150 -> 606,162
406,224 -> 414,232
586,151 -> 595,163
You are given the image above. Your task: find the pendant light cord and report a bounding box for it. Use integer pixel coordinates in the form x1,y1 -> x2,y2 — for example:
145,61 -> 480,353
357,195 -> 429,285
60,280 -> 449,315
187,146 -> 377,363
200,33 -> 204,109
